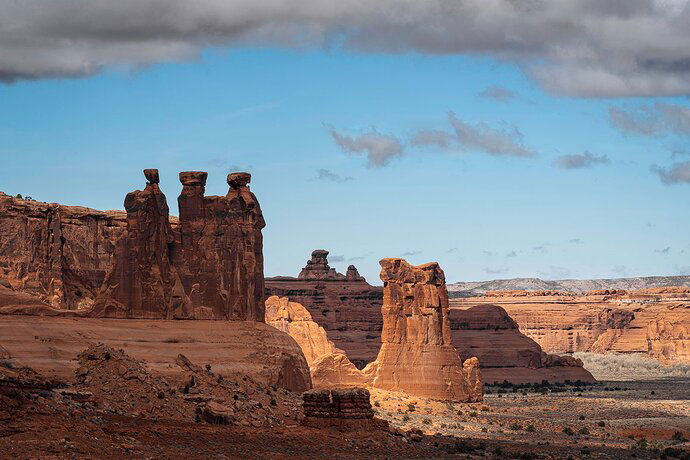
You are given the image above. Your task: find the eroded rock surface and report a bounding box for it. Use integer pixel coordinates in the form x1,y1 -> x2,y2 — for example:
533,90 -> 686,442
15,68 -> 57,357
450,288 -> 690,364
265,295 -> 368,388
90,170 -> 190,319
266,250 -> 383,365
363,258 -> 483,402
0,192 -> 126,310
450,304 -> 595,384
302,387 -> 387,430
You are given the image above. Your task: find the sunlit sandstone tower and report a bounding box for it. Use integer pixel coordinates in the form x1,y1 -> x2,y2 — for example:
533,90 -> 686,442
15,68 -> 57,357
91,169 -> 266,321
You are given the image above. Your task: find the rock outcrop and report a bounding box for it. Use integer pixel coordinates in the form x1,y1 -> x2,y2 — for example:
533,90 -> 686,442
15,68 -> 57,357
450,304 -> 595,384
450,289 -> 690,364
173,171 -> 266,321
0,192 -> 126,310
266,250 -> 383,365
302,387 -> 387,429
363,258 -> 482,402
265,295 -> 368,388
90,169 -> 190,319
89,169 -> 266,320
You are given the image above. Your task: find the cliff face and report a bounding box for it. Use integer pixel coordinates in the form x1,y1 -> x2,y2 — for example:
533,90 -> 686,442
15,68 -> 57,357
450,288 -> 690,364
363,258 -> 483,402
265,250 -> 383,365
450,304 -> 595,384
0,191 -> 126,310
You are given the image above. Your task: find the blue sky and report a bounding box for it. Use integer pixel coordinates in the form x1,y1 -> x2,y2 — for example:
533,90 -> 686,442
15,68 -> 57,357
1,45 -> 689,284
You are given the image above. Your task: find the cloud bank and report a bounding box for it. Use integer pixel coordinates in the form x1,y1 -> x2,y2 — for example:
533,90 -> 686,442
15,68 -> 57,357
2,0 -> 690,97
329,127 -> 403,167
554,151 -> 610,169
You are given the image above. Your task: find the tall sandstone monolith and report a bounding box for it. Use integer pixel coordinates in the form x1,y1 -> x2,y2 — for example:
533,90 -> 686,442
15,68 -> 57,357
173,171 -> 265,321
364,258 -> 482,401
91,169 -> 266,321
91,169 -> 190,318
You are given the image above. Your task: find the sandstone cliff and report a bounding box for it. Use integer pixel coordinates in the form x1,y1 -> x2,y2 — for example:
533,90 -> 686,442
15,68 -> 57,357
450,289 -> 690,364
450,304 -> 595,384
265,295 -> 368,388
266,250 -> 383,365
363,258 -> 482,402
0,191 -> 126,310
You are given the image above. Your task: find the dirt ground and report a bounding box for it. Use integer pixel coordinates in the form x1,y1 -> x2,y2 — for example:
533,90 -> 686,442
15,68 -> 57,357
2,346 -> 689,459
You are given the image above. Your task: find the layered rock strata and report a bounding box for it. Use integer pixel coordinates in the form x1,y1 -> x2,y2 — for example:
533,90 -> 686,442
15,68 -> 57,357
302,387 -> 387,429
450,304 -> 595,384
266,250 -> 383,365
450,288 -> 690,364
363,258 -> 482,402
0,192 -> 126,310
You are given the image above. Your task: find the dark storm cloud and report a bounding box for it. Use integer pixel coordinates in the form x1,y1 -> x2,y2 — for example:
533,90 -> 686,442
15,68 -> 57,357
2,1 -> 690,97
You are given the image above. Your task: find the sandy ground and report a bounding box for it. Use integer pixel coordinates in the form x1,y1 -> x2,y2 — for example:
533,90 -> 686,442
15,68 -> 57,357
370,379 -> 690,458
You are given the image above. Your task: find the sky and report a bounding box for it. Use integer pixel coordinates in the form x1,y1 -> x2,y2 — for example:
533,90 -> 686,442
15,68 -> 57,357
1,0 -> 689,284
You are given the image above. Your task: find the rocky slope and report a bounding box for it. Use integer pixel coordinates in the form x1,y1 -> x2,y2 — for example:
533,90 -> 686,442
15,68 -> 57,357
450,288 -> 690,364
448,276 -> 690,297
0,315 -> 311,391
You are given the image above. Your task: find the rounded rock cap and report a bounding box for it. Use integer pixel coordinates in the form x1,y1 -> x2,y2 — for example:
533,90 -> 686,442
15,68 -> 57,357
144,169 -> 159,184
227,172 -> 251,189
179,171 -> 208,186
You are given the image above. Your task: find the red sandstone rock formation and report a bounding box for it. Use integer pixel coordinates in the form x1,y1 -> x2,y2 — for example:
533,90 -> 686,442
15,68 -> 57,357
302,387 -> 388,430
90,170 -> 190,319
450,304 -> 595,384
450,289 -> 690,364
265,295 -> 368,388
87,169 -> 266,320
266,251 -> 383,365
0,192 -> 126,310
363,258 -> 482,402
174,171 -> 265,321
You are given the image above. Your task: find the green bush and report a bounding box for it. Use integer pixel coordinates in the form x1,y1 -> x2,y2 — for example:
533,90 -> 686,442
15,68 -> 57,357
509,423 -> 521,431
526,424 -> 536,432
597,421 -> 606,427
402,414 -> 410,422
563,426 -> 574,436
578,427 -> 590,436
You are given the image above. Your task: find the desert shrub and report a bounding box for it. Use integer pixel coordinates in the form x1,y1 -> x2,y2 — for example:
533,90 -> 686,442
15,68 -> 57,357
422,418 -> 432,425
671,431 -> 687,442
481,427 -> 488,432
469,411 -> 478,417
597,421 -> 606,427
374,400 -> 380,407
563,426 -> 574,436
407,403 -> 416,412
636,438 -> 648,449
456,409 -> 463,416
578,427 -> 589,435
509,423 -> 521,431
578,415 -> 585,420
402,414 -> 410,422
526,424 -> 536,432
440,423 -> 447,428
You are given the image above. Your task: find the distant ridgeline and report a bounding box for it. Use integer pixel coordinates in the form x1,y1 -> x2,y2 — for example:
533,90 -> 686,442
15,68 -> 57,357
447,276 -> 690,297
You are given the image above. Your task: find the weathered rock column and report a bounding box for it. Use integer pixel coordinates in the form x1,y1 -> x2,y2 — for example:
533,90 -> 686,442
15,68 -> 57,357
364,258 -> 483,401
91,169 -> 190,318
